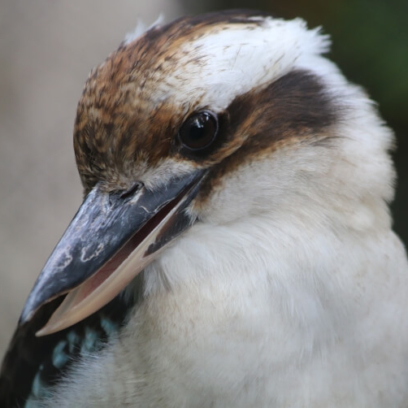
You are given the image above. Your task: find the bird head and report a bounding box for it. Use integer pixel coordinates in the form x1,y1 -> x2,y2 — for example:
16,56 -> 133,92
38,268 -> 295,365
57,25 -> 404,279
19,10 -> 395,335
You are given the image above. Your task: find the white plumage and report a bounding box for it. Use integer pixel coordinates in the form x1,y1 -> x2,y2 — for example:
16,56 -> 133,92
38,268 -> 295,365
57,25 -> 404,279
8,12 -> 408,408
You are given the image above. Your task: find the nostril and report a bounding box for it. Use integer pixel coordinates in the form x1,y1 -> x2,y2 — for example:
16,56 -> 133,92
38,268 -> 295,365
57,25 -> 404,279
120,182 -> 144,200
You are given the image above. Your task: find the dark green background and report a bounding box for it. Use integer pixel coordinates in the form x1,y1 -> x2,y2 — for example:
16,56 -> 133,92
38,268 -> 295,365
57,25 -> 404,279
182,0 -> 408,244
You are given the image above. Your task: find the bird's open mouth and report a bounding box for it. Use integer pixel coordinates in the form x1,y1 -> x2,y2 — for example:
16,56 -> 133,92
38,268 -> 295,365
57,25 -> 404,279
64,180 -> 193,305
20,169 -> 206,336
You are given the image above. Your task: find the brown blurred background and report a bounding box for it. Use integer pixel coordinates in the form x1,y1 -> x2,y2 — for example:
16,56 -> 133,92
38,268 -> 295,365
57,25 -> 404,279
0,0 -> 407,357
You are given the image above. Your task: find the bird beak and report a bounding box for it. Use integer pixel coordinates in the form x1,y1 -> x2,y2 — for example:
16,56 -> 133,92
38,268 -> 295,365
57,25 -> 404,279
20,169 -> 206,336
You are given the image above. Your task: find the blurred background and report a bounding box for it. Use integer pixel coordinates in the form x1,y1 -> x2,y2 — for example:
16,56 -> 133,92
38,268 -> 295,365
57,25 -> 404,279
0,0 -> 407,357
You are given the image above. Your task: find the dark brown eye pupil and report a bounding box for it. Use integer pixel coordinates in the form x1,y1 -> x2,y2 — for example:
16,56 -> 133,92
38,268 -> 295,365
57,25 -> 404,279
179,111 -> 218,151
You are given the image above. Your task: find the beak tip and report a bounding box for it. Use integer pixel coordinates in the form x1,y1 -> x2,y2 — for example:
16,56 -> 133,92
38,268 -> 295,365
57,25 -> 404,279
18,285 -> 49,326
19,299 -> 35,326
35,325 -> 54,337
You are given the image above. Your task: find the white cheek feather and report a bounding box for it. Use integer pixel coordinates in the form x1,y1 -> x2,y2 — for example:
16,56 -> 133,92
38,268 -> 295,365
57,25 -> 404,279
140,159 -> 198,190
171,20 -> 395,234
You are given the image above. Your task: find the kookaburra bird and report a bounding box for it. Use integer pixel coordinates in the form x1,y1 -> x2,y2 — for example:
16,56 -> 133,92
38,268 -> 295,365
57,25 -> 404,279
1,9 -> 408,408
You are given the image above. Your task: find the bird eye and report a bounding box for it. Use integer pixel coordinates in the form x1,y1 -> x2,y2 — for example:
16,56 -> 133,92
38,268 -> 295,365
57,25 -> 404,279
178,111 -> 218,151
